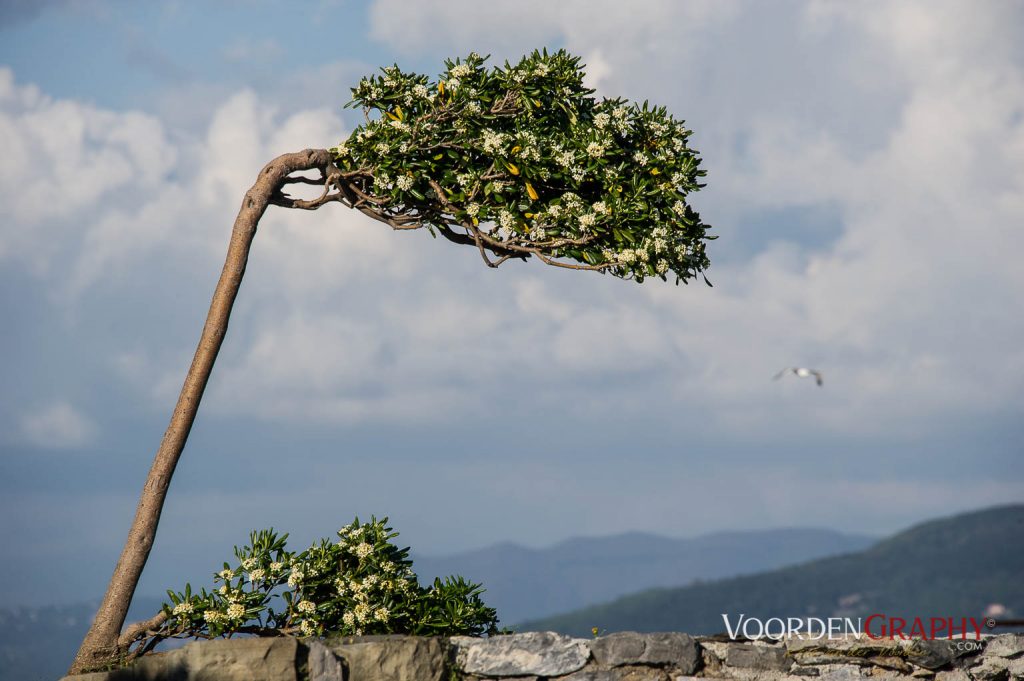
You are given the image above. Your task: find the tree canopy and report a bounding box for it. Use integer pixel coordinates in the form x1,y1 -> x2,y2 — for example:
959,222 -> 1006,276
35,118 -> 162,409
70,48 -> 714,674
326,49 -> 713,283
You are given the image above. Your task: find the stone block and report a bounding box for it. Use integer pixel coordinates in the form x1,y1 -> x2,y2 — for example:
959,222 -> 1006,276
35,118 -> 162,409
322,635 -> 445,681
451,632 -> 591,677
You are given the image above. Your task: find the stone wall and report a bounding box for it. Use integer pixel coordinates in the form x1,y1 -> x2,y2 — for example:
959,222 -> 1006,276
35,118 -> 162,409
60,631 -> 1024,681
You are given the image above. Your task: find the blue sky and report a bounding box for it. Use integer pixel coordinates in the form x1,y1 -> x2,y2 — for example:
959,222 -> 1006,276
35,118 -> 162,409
1,0 -> 1022,608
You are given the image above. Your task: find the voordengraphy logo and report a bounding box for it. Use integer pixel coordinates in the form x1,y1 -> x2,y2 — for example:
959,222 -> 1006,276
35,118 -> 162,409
863,614 -> 986,640
721,614 -> 988,641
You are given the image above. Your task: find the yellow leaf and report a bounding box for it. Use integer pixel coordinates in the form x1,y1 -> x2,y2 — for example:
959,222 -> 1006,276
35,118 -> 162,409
395,105 -> 404,120
505,162 -> 520,176
533,98 -> 542,108
438,81 -> 445,95
472,217 -> 479,225
525,182 -> 539,201
525,212 -> 535,218
385,111 -> 399,121
511,145 -> 522,154
650,168 -> 661,175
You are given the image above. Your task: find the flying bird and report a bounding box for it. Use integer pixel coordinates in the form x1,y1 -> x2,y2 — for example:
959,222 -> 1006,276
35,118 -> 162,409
773,367 -> 823,386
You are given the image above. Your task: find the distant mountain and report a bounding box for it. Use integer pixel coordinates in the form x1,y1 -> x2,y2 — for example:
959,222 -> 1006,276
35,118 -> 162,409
520,505 -> 1024,636
0,596 -> 165,681
412,527 -> 875,625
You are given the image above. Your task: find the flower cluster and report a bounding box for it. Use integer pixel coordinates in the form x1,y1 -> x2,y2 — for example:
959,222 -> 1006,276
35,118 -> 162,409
157,518 -> 500,643
335,49 -> 714,284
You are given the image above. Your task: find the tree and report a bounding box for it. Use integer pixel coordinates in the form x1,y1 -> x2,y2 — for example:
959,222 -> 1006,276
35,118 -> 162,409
69,49 -> 713,674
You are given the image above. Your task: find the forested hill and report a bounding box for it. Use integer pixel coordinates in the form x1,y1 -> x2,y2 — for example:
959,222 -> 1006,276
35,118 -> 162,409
520,505 -> 1024,636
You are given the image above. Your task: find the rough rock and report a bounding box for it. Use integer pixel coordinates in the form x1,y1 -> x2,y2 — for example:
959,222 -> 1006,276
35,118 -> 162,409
904,639 -> 984,671
451,632 -> 591,677
724,642 -> 791,672
58,637 -> 302,681
813,663 -> 865,679
322,635 -> 445,681
591,632 -> 699,674
934,671 -> 971,681
985,634 -> 1024,659
306,640 -> 345,681
784,635 -> 983,671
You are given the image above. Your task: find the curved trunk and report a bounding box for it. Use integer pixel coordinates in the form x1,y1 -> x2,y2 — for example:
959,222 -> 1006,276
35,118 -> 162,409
69,149 -> 333,675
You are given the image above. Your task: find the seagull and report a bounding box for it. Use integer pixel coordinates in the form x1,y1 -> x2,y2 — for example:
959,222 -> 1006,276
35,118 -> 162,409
773,367 -> 823,386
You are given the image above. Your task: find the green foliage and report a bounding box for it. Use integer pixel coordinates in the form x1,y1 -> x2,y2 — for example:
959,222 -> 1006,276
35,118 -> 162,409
333,49 -> 714,283
157,517 -> 500,641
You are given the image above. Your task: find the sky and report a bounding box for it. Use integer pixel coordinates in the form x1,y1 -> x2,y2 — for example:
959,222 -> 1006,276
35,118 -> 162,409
1,0 -> 1022,608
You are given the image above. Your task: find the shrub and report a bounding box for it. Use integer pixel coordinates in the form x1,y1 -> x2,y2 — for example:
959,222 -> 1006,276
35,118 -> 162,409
155,517 -> 500,644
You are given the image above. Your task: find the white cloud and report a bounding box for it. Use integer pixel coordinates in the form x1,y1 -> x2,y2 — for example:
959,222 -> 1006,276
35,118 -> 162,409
3,2 -> 1023,451
20,401 -> 98,449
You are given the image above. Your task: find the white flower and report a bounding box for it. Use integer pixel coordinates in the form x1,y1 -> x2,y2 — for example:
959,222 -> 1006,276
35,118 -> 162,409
227,603 -> 245,620
343,611 -> 356,627
654,237 -> 667,253
481,129 -> 506,155
375,142 -> 390,155
354,603 -> 371,623
555,150 -> 575,167
218,585 -> 229,595
562,192 -> 583,209
248,568 -> 265,582
466,101 -> 481,114
633,151 -> 648,166
300,620 -> 316,636
218,569 -> 234,580
203,610 -> 224,623
547,204 -> 563,219
447,77 -> 461,90
617,250 -> 636,265
172,602 -> 194,617
533,63 -> 549,77
375,607 -> 390,622
364,574 -> 380,588
270,562 -> 283,573
656,259 -> 669,274
498,209 -> 515,230
413,84 -> 429,99
396,175 -> 414,191
571,167 -> 586,182
586,141 -> 605,158
592,201 -> 608,214
354,542 -> 374,559
388,119 -> 408,131
579,213 -> 596,230
450,63 -> 472,78
333,143 -> 349,157
297,600 -> 316,614
594,112 -> 611,129
672,200 -> 686,216
466,202 -> 480,217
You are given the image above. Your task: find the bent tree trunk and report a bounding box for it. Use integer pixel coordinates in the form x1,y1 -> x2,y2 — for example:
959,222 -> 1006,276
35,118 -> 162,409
70,149 -> 335,675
